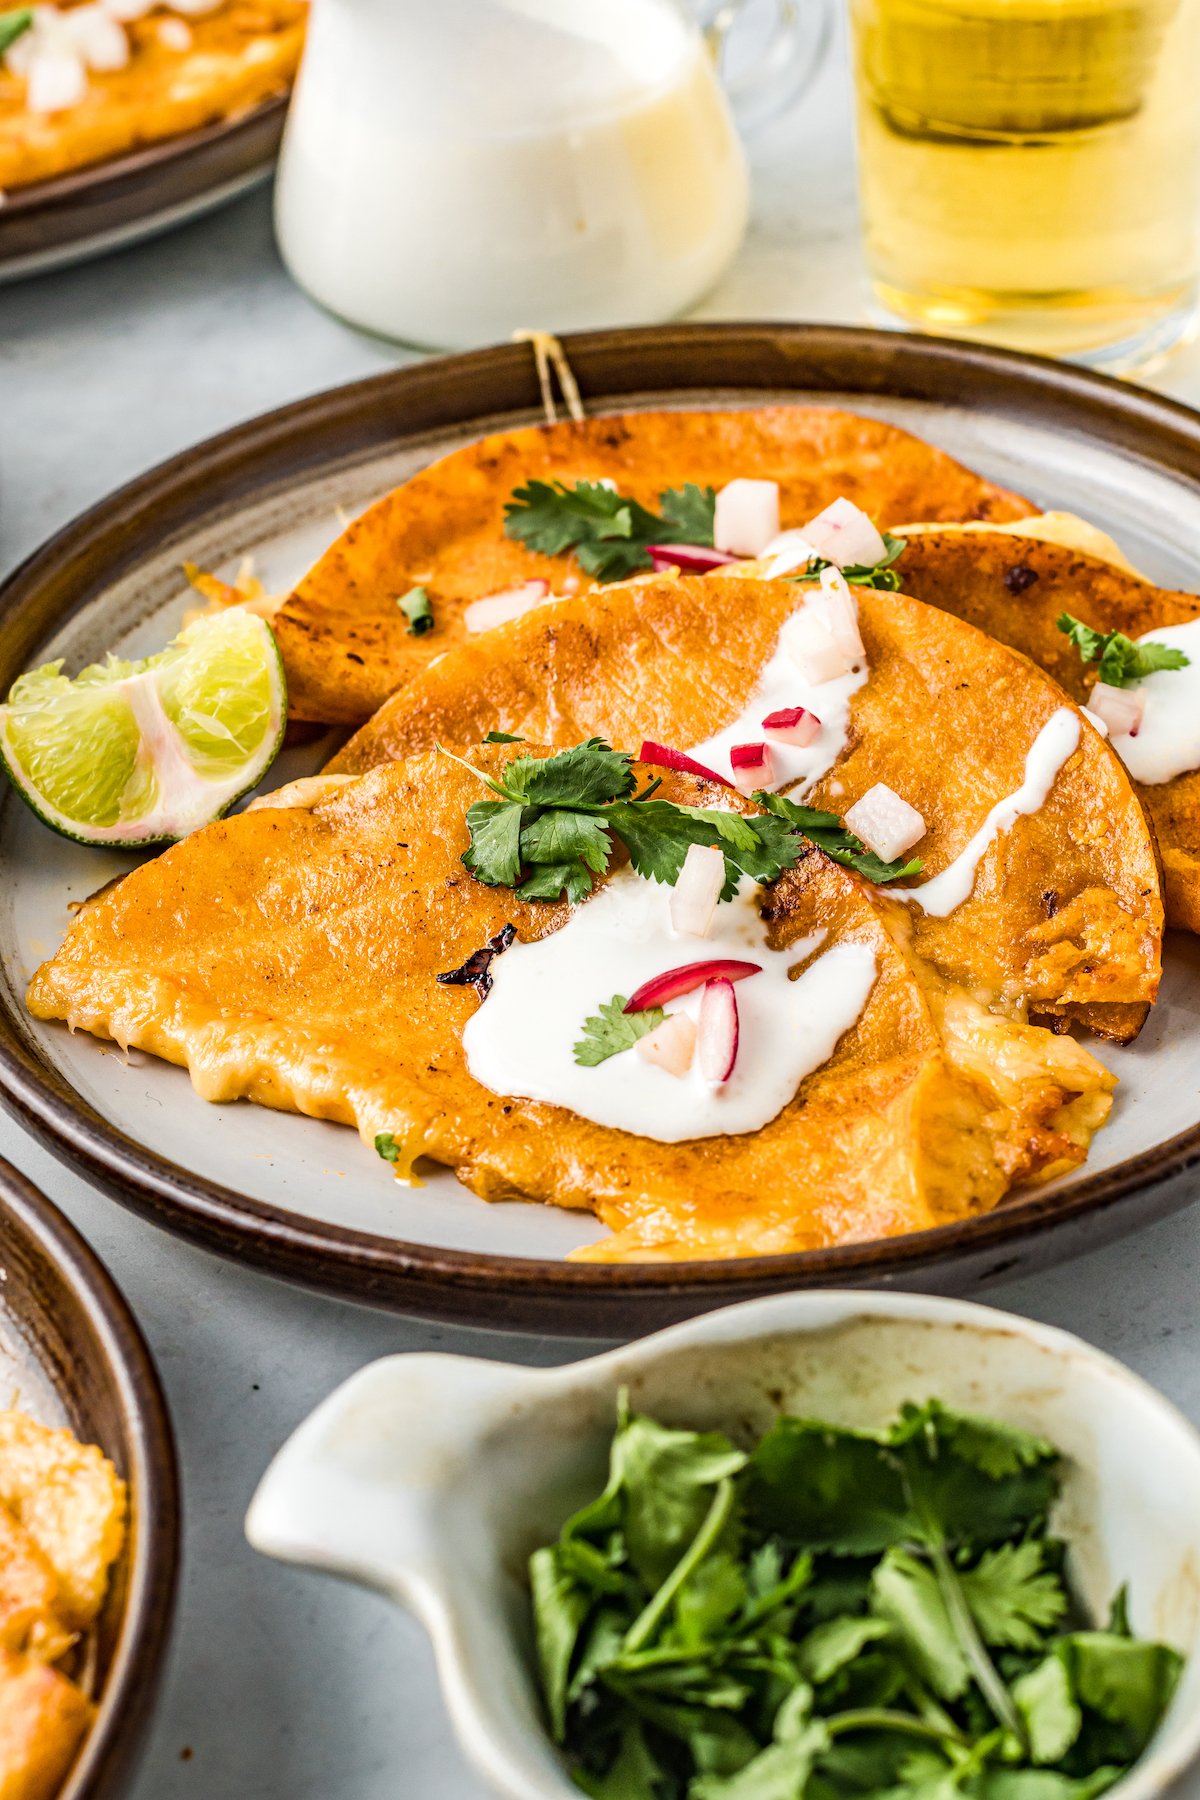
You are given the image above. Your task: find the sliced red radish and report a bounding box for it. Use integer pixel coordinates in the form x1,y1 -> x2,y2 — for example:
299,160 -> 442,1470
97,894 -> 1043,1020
646,543 -> 740,575
464,580 -> 550,634
762,706 -> 821,747
844,783 -> 926,861
800,497 -> 887,570
669,843 -> 725,938
818,567 -> 866,660
730,742 -> 774,796
713,480 -> 781,558
698,979 -> 739,1083
639,740 -> 733,788
635,1011 -> 697,1077
1088,681 -> 1145,738
625,960 -> 762,1013
760,528 -> 819,577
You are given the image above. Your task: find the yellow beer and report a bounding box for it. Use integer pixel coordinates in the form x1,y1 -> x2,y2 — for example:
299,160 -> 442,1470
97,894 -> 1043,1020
850,0 -> 1200,368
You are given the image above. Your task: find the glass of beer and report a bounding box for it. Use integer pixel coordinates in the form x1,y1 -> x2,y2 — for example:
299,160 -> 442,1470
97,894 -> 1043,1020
849,0 -> 1200,372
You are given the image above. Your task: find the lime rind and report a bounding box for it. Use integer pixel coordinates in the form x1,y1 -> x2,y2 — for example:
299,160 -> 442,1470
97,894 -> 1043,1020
0,611 -> 288,847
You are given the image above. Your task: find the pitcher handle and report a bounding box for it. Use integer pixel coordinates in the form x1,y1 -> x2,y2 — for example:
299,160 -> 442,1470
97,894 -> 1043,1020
704,0 -> 831,132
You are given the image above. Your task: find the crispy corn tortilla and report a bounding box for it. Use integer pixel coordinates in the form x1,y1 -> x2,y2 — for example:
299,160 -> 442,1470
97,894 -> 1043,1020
273,407 -> 1031,724
893,530 -> 1200,933
25,752 -> 1114,1264
0,1644 -> 93,1800
0,0 -> 306,191
329,575 -> 1163,1042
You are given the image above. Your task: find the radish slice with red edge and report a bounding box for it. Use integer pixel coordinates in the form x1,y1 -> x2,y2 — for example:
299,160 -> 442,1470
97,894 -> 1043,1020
1089,681 -> 1145,738
698,978 -> 739,1083
730,741 -> 774,796
624,959 -> 762,1013
762,706 -> 821,748
646,544 -> 741,575
639,740 -> 733,788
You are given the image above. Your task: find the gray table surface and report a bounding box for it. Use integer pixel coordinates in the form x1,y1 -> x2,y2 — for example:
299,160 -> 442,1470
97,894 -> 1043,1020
4,31 -> 1200,1799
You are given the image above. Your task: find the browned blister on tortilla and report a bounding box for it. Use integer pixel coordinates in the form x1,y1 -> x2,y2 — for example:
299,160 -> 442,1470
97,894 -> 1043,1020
273,408 -> 1030,724
329,574 -> 1162,1043
895,530 -> 1200,934
25,752 -> 1114,1264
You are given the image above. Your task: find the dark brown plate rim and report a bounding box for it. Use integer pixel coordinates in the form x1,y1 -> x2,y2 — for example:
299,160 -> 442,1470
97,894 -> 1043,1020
0,1157 -> 180,1800
3,321 -> 1200,1333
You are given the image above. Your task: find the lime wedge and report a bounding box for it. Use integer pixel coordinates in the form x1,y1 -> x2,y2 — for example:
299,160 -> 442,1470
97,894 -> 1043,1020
0,610 -> 287,846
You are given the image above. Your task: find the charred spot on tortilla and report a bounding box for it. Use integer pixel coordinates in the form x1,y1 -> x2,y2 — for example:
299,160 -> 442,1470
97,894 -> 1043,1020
1005,563 -> 1040,593
437,924 -> 517,997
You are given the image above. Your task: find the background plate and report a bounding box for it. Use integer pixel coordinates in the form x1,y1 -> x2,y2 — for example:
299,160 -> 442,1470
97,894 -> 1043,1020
0,97 -> 286,283
3,323 -> 1200,1332
0,1156 -> 178,1799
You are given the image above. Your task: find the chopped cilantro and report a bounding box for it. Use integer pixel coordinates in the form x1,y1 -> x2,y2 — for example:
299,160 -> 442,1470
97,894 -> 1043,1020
1056,612 -> 1188,688
397,585 -> 434,636
754,790 -> 923,883
442,738 -> 806,906
573,994 -> 666,1065
374,1132 -> 402,1163
793,532 -> 908,592
530,1394 -> 1182,1800
482,730 -> 526,744
0,9 -> 32,55
504,479 -> 715,583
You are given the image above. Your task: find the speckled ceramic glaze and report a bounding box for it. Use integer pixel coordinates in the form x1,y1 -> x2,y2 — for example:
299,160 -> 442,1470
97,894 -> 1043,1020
247,1290 -> 1200,1800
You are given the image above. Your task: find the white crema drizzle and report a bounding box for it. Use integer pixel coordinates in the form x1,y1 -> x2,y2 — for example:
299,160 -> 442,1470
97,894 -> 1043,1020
463,871 -> 877,1142
888,708 -> 1081,918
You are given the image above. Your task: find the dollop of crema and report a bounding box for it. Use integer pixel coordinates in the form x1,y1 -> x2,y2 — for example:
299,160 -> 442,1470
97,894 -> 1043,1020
463,871 -> 878,1143
687,602 -> 868,795
1102,620 -> 1200,785
888,708 -> 1080,918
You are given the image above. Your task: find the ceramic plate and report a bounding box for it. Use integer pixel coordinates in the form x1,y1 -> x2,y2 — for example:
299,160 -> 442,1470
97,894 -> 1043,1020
4,323 -> 1200,1334
0,97 -> 286,283
0,1156 -> 179,1799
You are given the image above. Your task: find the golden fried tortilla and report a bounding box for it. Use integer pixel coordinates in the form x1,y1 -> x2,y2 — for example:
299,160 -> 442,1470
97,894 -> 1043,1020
0,1414 -> 126,1636
0,1 -> 306,191
26,752 -> 1113,1264
273,408 -> 1030,724
0,1647 -> 93,1800
330,575 -> 1163,1042
895,530 -> 1200,933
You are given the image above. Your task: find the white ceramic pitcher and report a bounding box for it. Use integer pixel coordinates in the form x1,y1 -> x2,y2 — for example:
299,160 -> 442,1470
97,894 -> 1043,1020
274,0 -> 828,349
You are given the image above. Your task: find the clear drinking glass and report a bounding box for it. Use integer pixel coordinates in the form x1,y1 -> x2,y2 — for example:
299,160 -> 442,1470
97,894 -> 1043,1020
849,0 -> 1200,373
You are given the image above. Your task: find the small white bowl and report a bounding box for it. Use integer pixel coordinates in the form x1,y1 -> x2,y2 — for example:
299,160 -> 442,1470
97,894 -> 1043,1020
246,1292 -> 1200,1800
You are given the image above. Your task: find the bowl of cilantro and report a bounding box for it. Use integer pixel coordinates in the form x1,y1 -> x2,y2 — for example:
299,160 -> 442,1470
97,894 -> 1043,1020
245,1292 -> 1200,1800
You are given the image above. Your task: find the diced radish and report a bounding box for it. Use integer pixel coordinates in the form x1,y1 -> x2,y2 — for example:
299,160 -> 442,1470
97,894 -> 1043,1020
156,17 -> 192,49
730,742 -> 774,796
67,5 -> 130,70
1088,681 -> 1145,738
463,580 -> 550,634
26,48 -> 88,111
646,543 -> 740,575
698,979 -> 739,1083
782,607 -> 852,685
636,1011 -> 697,1077
713,480 -> 781,558
762,706 -> 821,747
625,960 -> 762,1013
800,497 -> 887,570
818,566 -> 866,659
844,784 -> 926,861
760,529 -> 819,577
638,740 -> 733,788
669,843 -> 725,938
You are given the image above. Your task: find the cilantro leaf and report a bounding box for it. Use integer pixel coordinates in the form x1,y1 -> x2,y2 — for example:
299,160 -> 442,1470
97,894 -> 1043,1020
504,478 -> 715,584
1059,1633 -> 1183,1755
871,1547 -> 972,1701
797,1615 -> 894,1685
374,1132 -> 402,1163
1012,1653 -> 1082,1764
608,800 -> 802,900
0,9 -> 32,56
506,739 -> 636,808
397,584 -> 434,635
660,482 -> 717,543
603,1405 -> 748,1589
1056,612 -> 1189,688
529,1543 -> 592,1740
793,533 -> 908,592
959,1541 -> 1068,1651
574,1720 -> 670,1798
482,730 -> 526,744
518,859 -> 596,904
748,1419 -> 912,1555
574,994 -> 666,1065
753,791 -> 922,883
461,798 -> 524,887
520,808 -> 613,876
